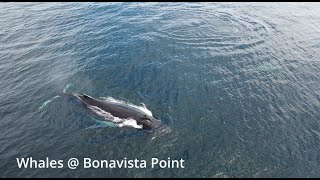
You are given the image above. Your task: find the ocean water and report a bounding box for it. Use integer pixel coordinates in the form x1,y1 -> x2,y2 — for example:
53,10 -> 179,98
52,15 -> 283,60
1,2 -> 320,178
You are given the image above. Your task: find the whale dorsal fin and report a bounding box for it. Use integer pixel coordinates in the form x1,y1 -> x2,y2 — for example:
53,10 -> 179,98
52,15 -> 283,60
82,94 -> 91,99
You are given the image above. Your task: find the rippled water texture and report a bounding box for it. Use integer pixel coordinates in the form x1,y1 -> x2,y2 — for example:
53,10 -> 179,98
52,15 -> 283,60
1,2 -> 320,178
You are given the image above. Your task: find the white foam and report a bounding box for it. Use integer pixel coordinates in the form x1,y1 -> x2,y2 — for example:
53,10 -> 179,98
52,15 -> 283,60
39,95 -> 61,110
88,105 -> 124,123
63,83 -> 73,93
99,96 -> 153,117
118,119 -> 143,129
88,105 -> 143,129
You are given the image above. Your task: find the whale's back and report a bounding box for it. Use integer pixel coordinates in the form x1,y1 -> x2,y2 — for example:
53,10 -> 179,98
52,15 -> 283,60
78,94 -> 147,120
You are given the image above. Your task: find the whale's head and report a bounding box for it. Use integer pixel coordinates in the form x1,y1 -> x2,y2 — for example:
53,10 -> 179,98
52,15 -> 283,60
140,115 -> 172,137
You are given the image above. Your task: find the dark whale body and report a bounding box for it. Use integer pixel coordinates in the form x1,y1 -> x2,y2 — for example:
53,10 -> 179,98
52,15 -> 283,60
66,93 -> 171,134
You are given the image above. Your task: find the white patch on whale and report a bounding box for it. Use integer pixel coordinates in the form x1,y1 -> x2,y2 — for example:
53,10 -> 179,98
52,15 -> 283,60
118,119 -> 143,129
88,105 -> 143,129
99,96 -> 153,117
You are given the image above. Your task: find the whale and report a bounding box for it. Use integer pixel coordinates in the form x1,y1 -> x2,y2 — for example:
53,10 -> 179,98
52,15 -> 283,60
62,93 -> 172,136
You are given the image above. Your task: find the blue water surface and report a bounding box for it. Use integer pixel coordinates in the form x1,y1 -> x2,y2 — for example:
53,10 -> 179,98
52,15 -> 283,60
1,2 -> 320,178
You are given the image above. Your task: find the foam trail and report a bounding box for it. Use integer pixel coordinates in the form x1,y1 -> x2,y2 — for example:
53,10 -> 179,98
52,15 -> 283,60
63,83 -> 73,93
39,95 -> 61,110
